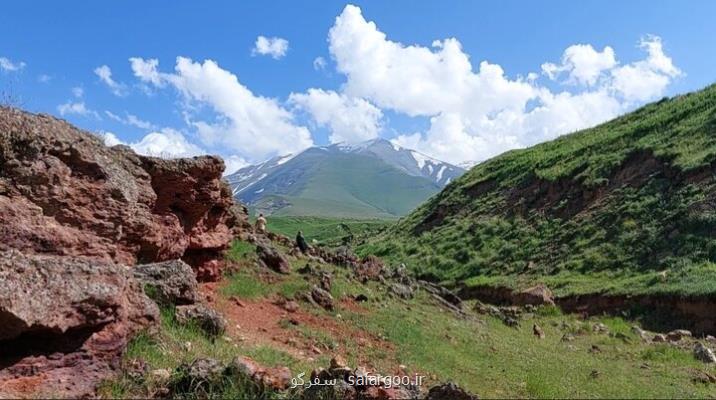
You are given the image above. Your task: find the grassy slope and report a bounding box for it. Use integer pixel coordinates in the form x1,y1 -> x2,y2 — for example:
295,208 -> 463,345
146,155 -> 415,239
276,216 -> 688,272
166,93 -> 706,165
248,150 -> 440,218
265,215 -> 392,247
104,239 -> 716,398
360,84 -> 716,296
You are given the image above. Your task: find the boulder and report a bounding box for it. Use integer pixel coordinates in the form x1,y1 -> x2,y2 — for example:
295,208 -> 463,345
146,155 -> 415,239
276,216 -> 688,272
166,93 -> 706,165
667,329 -> 692,342
354,255 -> 384,282
134,259 -> 199,305
694,343 -> 716,363
0,107 -> 243,281
170,358 -> 225,395
390,283 -> 414,299
175,304 -> 226,338
426,382 -> 480,400
0,250 -> 159,398
311,286 -> 335,311
513,284 -> 554,306
256,242 -> 291,274
226,356 -> 292,391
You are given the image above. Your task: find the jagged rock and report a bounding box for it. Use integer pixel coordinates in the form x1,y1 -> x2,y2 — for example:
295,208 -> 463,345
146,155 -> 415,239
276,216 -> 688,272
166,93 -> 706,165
653,333 -> 667,343
667,329 -> 692,342
390,283 -> 414,299
170,358 -> 225,394
355,255 -> 384,282
311,286 -> 334,310
320,271 -> 333,291
0,250 -> 159,398
134,259 -> 199,305
175,304 -> 226,338
514,284 -> 554,306
0,107 -> 242,281
226,356 -> 292,390
694,343 -> 716,363
426,382 -> 479,400
256,242 -> 291,274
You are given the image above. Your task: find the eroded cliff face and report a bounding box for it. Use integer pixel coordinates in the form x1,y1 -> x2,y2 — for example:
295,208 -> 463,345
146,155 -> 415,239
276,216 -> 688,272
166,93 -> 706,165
0,107 -> 245,281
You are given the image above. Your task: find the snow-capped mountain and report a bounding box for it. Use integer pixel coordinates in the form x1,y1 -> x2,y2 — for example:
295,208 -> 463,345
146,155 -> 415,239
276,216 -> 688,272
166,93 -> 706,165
224,138 -> 465,217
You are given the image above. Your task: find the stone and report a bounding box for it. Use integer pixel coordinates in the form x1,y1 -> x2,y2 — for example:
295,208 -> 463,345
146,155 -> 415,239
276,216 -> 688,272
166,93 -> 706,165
256,242 -> 291,274
426,382 -> 480,400
694,343 -> 716,363
283,300 -> 300,313
311,286 -> 334,311
533,323 -> 545,339
0,250 -> 159,398
175,304 -> 226,338
134,259 -> 199,305
354,255 -> 384,282
652,333 -> 667,343
0,107 -> 244,281
592,323 -> 609,334
226,356 -> 292,390
390,283 -> 414,299
355,294 -> 369,302
666,329 -> 692,342
631,326 -> 649,341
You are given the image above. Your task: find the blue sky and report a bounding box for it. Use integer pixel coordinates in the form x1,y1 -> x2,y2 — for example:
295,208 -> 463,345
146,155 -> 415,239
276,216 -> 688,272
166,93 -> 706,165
1,1 -> 714,172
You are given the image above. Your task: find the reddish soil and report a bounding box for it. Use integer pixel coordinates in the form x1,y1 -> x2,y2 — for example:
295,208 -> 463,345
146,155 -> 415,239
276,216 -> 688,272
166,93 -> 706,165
200,282 -> 397,372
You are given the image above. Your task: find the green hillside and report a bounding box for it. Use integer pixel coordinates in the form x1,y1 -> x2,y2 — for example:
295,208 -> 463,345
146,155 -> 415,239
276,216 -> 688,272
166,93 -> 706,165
360,84 -> 716,296
247,149 -> 441,218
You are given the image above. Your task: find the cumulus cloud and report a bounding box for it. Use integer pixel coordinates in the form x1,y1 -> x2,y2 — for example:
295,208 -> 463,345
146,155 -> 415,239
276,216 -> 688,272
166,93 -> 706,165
98,127 -> 203,158
129,56 -> 313,162
328,5 -> 681,165
289,88 -> 382,144
542,44 -> 617,86
252,36 -> 289,59
72,87 -> 84,98
0,57 -> 25,72
57,101 -> 99,119
94,65 -> 128,96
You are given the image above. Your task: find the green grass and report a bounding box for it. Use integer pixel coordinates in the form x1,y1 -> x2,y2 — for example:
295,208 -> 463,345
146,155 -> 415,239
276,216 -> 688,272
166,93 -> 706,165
360,84 -> 716,297
265,215 -> 392,248
217,251 -> 715,398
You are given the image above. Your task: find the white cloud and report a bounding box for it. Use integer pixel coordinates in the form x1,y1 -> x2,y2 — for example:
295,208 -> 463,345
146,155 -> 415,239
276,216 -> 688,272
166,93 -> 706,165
541,44 -> 616,86
129,57 -> 164,86
0,57 -> 25,72
94,65 -> 128,96
129,56 -> 313,162
72,87 -> 84,98
223,155 -> 248,176
252,36 -> 289,59
57,101 -> 99,119
328,5 -> 681,165
98,131 -> 124,147
610,36 -> 682,102
289,88 -> 382,144
105,110 -> 157,130
37,74 -> 52,83
129,128 -> 204,158
313,56 -> 326,70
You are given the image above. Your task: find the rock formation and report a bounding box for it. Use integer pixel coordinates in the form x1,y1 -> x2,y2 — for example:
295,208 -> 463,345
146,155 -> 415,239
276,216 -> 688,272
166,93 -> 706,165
0,250 -> 159,398
0,107 -> 246,281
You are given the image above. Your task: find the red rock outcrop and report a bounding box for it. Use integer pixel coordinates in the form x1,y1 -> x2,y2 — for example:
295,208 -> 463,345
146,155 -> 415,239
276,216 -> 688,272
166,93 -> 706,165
0,250 -> 159,398
0,107 -> 245,281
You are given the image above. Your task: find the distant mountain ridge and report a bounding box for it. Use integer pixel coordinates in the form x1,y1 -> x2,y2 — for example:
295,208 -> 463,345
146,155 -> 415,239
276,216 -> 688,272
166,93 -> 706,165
225,138 -> 465,218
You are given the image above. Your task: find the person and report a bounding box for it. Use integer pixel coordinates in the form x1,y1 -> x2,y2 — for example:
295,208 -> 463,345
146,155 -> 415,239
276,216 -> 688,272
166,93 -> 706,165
296,230 -> 309,254
255,213 -> 267,234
